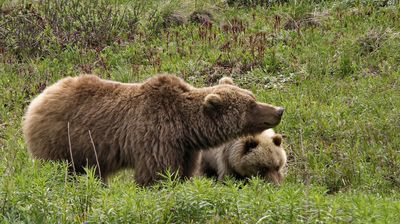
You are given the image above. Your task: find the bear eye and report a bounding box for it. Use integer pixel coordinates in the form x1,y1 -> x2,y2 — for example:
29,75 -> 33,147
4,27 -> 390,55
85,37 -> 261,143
244,140 -> 258,154
272,134 -> 282,146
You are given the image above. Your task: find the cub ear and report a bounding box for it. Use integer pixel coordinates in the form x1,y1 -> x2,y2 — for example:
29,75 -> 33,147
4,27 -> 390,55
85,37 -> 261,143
218,77 -> 234,85
244,139 -> 259,154
272,134 -> 282,146
204,93 -> 222,110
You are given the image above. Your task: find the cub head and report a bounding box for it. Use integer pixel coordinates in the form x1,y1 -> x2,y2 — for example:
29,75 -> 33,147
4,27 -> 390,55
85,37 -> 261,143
228,129 -> 287,185
202,77 -> 284,136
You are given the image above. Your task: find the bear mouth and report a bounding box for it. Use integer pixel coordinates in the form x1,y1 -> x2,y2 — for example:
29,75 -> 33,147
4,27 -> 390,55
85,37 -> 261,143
263,120 -> 281,127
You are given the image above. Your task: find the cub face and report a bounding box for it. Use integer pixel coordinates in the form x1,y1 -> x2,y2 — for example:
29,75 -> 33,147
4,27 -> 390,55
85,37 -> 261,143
228,129 -> 287,185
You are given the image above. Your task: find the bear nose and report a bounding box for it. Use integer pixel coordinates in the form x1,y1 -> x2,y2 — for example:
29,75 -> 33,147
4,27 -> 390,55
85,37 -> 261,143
277,107 -> 285,117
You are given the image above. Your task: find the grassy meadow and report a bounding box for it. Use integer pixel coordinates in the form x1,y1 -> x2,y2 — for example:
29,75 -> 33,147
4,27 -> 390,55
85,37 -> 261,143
1,0 -> 400,222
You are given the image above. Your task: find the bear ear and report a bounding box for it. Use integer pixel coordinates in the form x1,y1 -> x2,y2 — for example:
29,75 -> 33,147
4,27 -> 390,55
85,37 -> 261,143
244,139 -> 259,154
218,77 -> 234,85
204,93 -> 222,110
272,134 -> 282,146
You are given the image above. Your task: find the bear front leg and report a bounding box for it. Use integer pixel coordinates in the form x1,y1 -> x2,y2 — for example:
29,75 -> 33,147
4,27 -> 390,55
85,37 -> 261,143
134,159 -> 184,186
134,161 -> 160,186
182,150 -> 201,179
133,147 -> 191,186
217,159 -> 231,181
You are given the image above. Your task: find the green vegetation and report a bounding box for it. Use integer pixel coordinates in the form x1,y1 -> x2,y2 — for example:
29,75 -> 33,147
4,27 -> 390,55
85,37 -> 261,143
1,0 -> 399,222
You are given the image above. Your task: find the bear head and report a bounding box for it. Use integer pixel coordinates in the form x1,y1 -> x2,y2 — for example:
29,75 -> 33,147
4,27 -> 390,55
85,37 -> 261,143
195,77 -> 284,145
227,129 -> 287,185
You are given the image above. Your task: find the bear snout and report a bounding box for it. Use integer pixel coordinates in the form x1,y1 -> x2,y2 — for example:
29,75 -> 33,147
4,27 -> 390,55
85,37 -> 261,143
245,103 -> 284,134
277,107 -> 285,117
256,103 -> 284,126
266,170 -> 284,185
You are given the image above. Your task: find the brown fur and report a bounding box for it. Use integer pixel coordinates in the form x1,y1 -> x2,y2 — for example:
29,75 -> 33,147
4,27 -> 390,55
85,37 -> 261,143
22,74 -> 284,186
197,129 -> 287,185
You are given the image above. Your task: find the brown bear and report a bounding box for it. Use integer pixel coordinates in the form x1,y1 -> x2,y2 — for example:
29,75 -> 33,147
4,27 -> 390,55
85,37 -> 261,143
22,74 -> 284,186
197,129 -> 287,185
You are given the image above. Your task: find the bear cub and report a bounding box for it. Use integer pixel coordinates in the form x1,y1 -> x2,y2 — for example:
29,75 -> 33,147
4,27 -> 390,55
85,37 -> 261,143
197,129 -> 287,185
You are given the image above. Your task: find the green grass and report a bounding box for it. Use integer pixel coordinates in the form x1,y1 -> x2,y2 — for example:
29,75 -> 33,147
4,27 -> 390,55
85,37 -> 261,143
1,0 -> 400,223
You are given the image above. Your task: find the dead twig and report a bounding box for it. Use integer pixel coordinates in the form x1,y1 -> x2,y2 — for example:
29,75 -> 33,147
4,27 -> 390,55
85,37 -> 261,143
88,130 -> 102,179
67,122 -> 76,174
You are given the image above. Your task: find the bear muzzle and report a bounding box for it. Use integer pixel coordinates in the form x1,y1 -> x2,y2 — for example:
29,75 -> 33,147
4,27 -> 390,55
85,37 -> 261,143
277,107 -> 285,117
266,170 -> 284,186
246,103 -> 284,133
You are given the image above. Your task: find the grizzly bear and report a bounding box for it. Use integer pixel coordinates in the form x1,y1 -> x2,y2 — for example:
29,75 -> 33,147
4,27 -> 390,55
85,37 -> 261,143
197,129 -> 287,185
22,74 -> 284,186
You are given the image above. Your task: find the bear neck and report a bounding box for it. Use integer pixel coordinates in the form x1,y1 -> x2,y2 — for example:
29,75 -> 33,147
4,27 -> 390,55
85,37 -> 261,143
180,90 -> 244,151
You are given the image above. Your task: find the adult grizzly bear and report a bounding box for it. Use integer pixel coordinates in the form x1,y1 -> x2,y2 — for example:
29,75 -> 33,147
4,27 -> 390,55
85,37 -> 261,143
23,75 -> 284,186
197,129 -> 287,185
